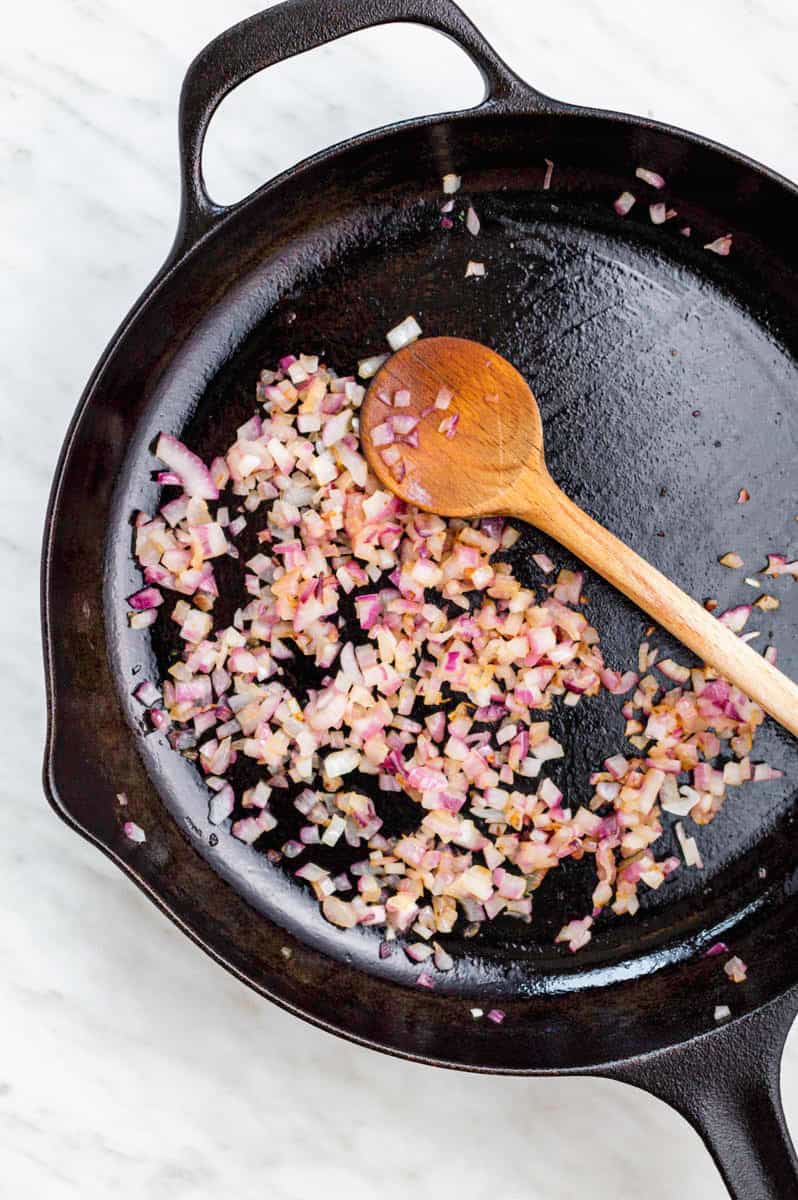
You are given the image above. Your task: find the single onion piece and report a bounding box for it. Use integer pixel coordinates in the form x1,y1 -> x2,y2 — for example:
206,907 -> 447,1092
724,955 -> 748,983
133,679 -> 161,706
765,554 -> 798,579
675,821 -> 703,868
433,943 -> 454,971
719,551 -> 743,568
442,173 -> 461,194
649,203 -> 667,225
487,1008 -> 505,1024
358,354 -> 389,380
736,488 -> 750,503
323,897 -> 357,929
465,260 -> 486,278
704,234 -> 733,256
543,158 -> 554,190
717,604 -> 751,633
656,659 -> 690,684
387,316 -> 422,352
466,206 -> 480,236
635,166 -> 666,189
155,433 -> 219,500
129,609 -> 158,630
613,191 -> 636,216
128,586 -> 163,611
435,386 -> 454,410
209,784 -> 235,825
371,421 -> 395,448
392,413 -> 419,436
753,763 -> 783,782
324,748 -> 360,777
123,821 -> 146,844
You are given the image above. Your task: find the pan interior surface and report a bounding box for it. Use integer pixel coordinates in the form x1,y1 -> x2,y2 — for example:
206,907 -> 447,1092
71,111 -> 797,1067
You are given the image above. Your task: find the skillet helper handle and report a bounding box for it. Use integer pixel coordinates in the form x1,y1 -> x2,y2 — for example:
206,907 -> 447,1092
613,993 -> 798,1200
174,0 -> 529,253
520,475 -> 798,737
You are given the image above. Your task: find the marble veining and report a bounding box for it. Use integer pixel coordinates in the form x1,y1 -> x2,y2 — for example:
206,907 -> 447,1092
1,1 -> 796,1196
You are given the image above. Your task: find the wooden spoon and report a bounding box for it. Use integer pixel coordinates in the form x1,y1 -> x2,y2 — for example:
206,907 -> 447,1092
361,336 -> 798,737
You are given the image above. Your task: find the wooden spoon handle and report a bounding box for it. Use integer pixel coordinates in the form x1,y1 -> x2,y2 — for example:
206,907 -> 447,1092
516,473 -> 798,737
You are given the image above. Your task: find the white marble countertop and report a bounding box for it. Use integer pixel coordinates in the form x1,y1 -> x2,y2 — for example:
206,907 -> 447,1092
2,1 -> 797,1195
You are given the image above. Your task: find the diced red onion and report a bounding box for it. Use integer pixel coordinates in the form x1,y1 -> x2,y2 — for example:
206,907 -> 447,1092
371,421 -> 395,447
128,587 -> 163,611
358,353 -> 389,380
131,344 -> 784,974
635,166 -> 666,189
155,434 -> 219,500
133,679 -> 161,706
765,554 -> 798,579
718,605 -> 751,633
724,955 -> 747,983
704,234 -> 733,256
386,316 -> 422,351
614,191 -> 636,216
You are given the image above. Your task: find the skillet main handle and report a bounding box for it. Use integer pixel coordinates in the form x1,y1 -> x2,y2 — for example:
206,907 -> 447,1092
175,0 -> 530,250
612,990 -> 798,1200
520,473 -> 798,738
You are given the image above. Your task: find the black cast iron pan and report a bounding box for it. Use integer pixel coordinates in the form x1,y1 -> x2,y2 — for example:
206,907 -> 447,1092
42,2 -> 798,1195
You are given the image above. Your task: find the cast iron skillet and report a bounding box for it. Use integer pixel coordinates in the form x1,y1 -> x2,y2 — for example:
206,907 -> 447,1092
42,1 -> 798,1195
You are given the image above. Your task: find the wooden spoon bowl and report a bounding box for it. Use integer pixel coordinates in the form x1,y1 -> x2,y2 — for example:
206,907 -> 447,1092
362,337 -> 543,517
